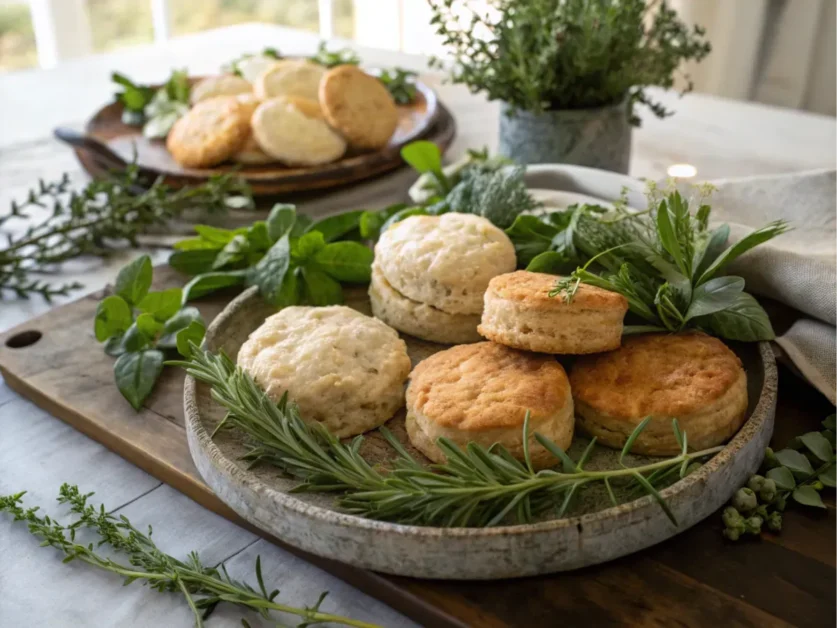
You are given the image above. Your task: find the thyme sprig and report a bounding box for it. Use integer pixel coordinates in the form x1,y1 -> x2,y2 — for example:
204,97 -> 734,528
172,346 -> 723,528
0,165 -> 253,301
0,484 -> 379,628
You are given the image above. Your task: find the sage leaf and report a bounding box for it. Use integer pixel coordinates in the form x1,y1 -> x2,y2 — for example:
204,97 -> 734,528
175,320 -> 206,359
312,242 -> 373,283
266,204 -> 297,242
799,431 -> 834,463
135,312 -> 163,337
291,231 -> 326,264
775,449 -> 814,476
766,466 -> 795,490
302,267 -> 343,305
307,210 -> 364,242
684,276 -> 745,321
697,220 -> 788,285
115,255 -> 152,305
137,288 -> 182,322
157,306 -> 202,349
168,249 -> 220,276
819,465 -> 836,488
94,295 -> 132,341
697,292 -> 775,341
114,349 -> 164,411
249,235 -> 291,305
792,485 -> 826,509
525,251 -> 575,275
182,271 -> 246,302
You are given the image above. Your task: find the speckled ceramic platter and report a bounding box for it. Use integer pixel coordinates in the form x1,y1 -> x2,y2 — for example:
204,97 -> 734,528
185,284 -> 777,580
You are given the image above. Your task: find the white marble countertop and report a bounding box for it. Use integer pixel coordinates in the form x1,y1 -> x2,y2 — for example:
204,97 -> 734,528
0,22 -> 834,628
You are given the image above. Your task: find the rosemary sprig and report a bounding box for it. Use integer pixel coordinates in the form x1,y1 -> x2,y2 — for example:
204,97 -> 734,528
172,346 -> 723,528
0,484 -> 379,628
0,165 -> 253,301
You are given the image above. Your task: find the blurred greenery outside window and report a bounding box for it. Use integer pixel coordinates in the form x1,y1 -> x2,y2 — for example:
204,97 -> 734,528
0,0 -> 356,73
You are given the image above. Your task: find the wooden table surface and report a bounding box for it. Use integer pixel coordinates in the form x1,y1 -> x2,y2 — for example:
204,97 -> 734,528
0,23 -> 835,628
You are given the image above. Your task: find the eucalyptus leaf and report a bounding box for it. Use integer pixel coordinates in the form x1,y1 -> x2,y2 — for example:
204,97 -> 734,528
114,255 -> 152,305
799,431 -> 834,463
307,211 -> 364,242
266,204 -> 297,242
766,466 -> 795,490
137,288 -> 182,322
697,292 -> 775,341
182,271 -> 246,302
312,242 -> 373,283
114,349 -> 164,411
684,276 -> 745,321
791,485 -> 826,509
94,295 -> 132,342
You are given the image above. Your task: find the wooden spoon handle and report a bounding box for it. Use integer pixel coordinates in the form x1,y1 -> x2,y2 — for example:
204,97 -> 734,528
53,127 -> 128,170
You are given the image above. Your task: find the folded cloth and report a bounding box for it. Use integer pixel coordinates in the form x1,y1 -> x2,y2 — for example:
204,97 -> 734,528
524,166 -> 836,404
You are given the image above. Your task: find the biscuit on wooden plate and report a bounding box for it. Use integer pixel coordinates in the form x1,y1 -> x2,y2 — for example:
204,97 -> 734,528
190,74 -> 252,105
320,64 -> 398,150
254,60 -> 326,101
251,97 -> 346,166
166,96 -> 250,168
406,342 -> 574,469
479,271 -> 629,354
570,332 -> 748,455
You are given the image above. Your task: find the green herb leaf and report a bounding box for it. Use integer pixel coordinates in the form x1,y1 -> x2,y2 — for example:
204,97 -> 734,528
249,235 -> 291,305
272,267 -> 301,308
104,334 -> 126,357
211,234 -> 251,270
799,432 -> 834,463
505,215 -> 561,267
401,140 -> 443,176
693,224 -> 730,278
444,166 -> 538,229
792,485 -> 826,509
697,221 -> 789,285
291,231 -> 327,264
168,249 -> 221,276
113,349 -> 164,410
312,242 -> 373,283
137,288 -> 182,322
655,199 -> 687,276
359,204 -> 407,240
525,251 -> 575,274
775,449 -> 814,476
175,320 -> 206,359
621,417 -> 652,465
157,307 -> 202,349
380,207 -> 428,234
684,276 -> 744,321
819,465 -> 836,488
301,267 -> 343,305
307,211 -> 364,242
182,271 -> 246,302
246,221 -> 271,251
697,292 -> 775,341
120,322 -> 151,352
135,312 -> 163,338
266,204 -> 297,242
824,414 -> 837,431
766,466 -> 796,490
94,295 -> 132,342
114,255 -> 153,305
111,71 -> 154,113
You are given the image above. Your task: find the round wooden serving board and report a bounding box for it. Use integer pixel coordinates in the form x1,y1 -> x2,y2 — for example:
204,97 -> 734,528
76,77 -> 445,196
185,286 -> 778,580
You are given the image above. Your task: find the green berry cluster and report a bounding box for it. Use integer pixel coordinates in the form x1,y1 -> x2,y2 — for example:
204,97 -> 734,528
722,414 -> 835,541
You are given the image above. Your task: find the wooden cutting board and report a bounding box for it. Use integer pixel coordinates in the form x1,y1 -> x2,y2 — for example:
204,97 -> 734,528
0,265 -> 834,628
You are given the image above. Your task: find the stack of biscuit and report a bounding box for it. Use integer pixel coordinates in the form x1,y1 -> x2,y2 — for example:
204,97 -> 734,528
166,61 -> 399,169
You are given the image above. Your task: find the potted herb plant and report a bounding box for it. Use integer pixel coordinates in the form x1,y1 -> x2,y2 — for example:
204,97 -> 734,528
428,0 -> 711,173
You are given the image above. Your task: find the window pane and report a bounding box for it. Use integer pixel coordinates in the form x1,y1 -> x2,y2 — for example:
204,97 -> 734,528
170,0 -> 320,36
0,2 -> 36,72
333,0 -> 355,39
86,0 -> 154,52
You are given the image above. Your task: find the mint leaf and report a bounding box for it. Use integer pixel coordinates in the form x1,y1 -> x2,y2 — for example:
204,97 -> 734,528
137,288 -> 182,322
135,312 -> 164,337
307,211 -> 364,242
302,267 -> 343,305
267,204 -> 297,242
312,242 -> 373,283
249,235 -> 291,305
94,295 -> 132,342
115,255 -> 152,305
168,249 -> 220,276
182,271 -> 246,302
291,231 -> 326,265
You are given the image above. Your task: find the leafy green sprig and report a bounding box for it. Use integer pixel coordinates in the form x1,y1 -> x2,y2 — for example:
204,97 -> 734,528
112,69 -> 191,137
223,47 -> 281,76
95,255 -> 206,410
0,165 -> 252,301
308,41 -> 361,68
170,204 -> 373,307
172,346 -> 722,528
722,414 -> 835,540
376,68 -> 418,105
0,484 -> 378,628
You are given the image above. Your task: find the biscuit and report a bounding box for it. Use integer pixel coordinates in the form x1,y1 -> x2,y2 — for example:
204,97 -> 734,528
166,96 -> 250,168
320,65 -> 398,150
251,97 -> 347,166
570,333 -> 748,455
232,134 -> 275,165
374,214 -> 517,316
406,342 -> 574,469
369,264 -> 482,344
254,60 -> 326,101
282,95 -> 324,120
479,271 -> 629,354
190,74 -> 253,105
237,306 -> 411,439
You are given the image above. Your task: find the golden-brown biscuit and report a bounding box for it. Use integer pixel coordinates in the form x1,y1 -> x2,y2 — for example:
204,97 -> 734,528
190,74 -> 252,105
570,332 -> 748,455
254,60 -> 325,101
166,96 -> 250,168
282,95 -> 324,120
406,342 -> 574,469
319,65 -> 398,150
479,271 -> 629,354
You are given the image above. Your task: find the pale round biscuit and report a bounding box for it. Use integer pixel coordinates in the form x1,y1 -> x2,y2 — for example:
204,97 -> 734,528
237,55 -> 280,84
237,306 -> 411,439
190,74 -> 253,105
232,134 -> 275,165
369,264 -> 482,344
251,98 -> 347,166
319,65 -> 398,150
406,342 -> 573,469
254,60 -> 326,101
479,271 -> 629,354
570,333 -> 748,455
374,214 -> 517,316
166,96 -> 250,168
281,95 -> 324,120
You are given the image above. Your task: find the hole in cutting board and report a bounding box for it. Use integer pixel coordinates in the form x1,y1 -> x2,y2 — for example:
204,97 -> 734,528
5,330 -> 42,349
